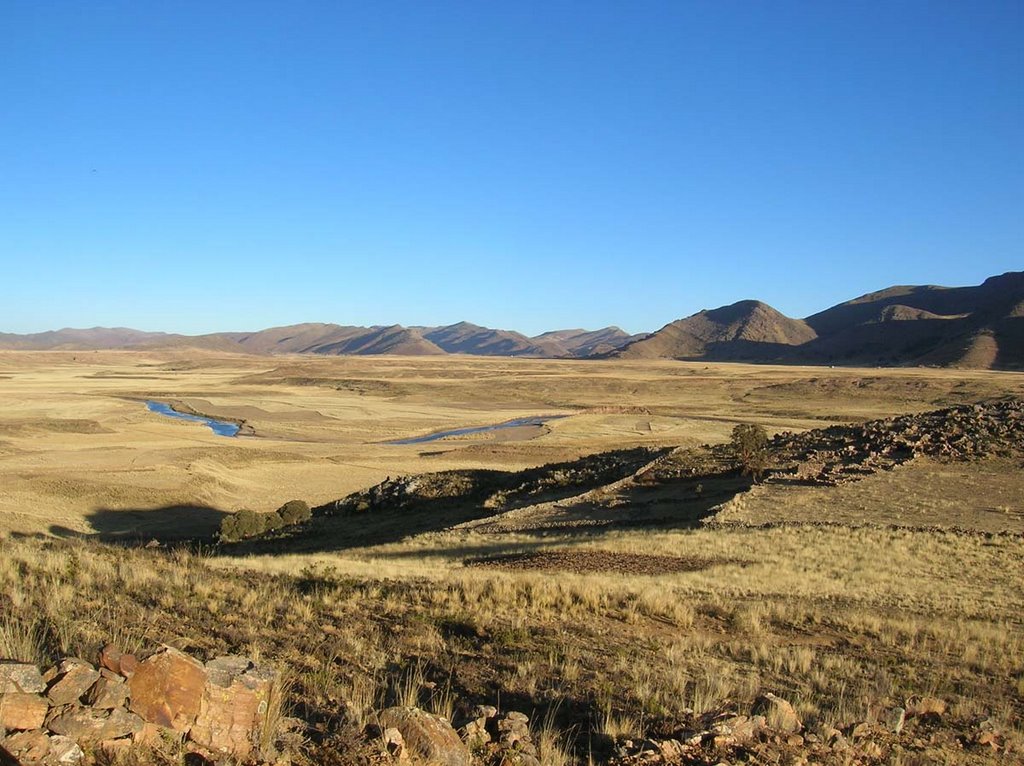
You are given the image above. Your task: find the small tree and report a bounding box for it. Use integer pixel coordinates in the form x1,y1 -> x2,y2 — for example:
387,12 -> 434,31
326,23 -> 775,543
219,508 -> 266,542
261,511 -> 285,533
730,423 -> 770,482
277,499 -> 311,525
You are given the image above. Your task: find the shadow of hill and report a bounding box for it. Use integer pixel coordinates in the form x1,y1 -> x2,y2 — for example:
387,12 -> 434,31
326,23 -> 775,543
224,449 -> 672,556
224,451 -> 750,558
51,504 -> 229,544
482,469 -> 753,536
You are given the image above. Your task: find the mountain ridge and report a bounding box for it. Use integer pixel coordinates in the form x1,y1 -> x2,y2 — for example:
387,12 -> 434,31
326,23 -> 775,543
2,272 -> 1021,368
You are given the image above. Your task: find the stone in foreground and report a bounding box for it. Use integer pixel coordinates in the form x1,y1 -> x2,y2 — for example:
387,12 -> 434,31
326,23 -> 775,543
0,693 -> 49,731
378,707 -> 471,766
0,663 -> 46,695
128,648 -> 207,732
190,656 -> 277,758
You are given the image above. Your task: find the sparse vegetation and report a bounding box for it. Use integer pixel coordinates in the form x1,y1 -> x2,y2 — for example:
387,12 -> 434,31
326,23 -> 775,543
0,353 -> 1021,763
220,500 -> 311,541
730,422 -> 770,481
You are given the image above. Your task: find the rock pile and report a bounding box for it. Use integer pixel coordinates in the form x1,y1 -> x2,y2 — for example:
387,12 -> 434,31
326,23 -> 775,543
0,646 -> 277,765
605,694 -> 1019,764
372,705 -> 542,766
771,398 -> 1024,485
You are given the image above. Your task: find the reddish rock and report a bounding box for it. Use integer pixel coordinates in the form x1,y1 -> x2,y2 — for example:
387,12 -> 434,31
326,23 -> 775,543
98,645 -> 123,676
189,657 -> 277,758
0,693 -> 49,731
84,676 -> 128,710
0,663 -> 46,695
118,654 -> 139,679
378,707 -> 470,766
128,648 -> 207,732
133,721 -> 181,747
46,661 -> 100,706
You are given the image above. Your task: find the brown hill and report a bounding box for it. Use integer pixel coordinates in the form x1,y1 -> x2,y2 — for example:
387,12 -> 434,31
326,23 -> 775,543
306,325 -> 445,356
3,272 -> 1020,367
615,301 -> 816,361
612,272 -> 1024,369
800,271 -> 1024,368
532,327 -> 641,357
0,327 -> 174,350
422,322 -> 557,357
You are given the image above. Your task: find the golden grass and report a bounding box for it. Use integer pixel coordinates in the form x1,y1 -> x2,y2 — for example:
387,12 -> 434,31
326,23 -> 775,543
0,349 -> 1020,538
1,351 -> 1022,762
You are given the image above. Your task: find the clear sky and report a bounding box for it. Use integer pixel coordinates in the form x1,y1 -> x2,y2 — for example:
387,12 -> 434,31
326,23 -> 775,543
2,1 -> 1021,336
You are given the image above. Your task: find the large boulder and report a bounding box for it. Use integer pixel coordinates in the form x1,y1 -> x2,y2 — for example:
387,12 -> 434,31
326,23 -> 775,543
128,648 -> 207,732
378,707 -> 471,766
189,656 -> 277,758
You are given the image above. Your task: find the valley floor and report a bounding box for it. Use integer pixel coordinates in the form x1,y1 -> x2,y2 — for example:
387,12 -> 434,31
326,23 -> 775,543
0,351 -> 1021,764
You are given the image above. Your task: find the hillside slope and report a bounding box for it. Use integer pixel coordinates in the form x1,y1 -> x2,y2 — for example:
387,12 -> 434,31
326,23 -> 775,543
612,272 -> 1024,369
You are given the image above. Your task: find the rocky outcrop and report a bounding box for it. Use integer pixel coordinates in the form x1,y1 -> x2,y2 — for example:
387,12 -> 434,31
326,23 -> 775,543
769,398 -> 1024,486
0,646 -> 278,765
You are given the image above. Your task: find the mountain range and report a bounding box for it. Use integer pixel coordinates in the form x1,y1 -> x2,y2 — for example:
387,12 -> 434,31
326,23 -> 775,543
2,272 -> 1021,369
612,271 -> 1023,369
0,321 -> 642,359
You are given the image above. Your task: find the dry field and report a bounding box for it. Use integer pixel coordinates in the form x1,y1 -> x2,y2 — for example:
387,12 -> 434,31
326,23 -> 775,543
1,350 -> 1022,764
1,349 -> 1020,539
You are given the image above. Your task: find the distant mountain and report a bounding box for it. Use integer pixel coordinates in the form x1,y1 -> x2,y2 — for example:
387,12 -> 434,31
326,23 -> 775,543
0,321 -> 632,359
3,272 -> 1020,368
532,327 -> 644,357
611,272 -> 1024,369
0,327 -> 175,351
421,321 -> 556,357
614,300 -> 816,361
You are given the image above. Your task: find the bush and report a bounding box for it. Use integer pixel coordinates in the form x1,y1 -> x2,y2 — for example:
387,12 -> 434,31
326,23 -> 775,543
219,509 -> 266,542
261,512 -> 285,532
730,423 -> 770,482
277,499 -> 311,525
219,500 -> 311,542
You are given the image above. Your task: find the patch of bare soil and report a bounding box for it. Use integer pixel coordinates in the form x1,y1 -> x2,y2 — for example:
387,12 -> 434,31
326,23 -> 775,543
464,549 -> 734,575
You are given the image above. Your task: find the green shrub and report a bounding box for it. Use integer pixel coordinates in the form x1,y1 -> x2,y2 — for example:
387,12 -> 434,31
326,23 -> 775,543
730,423 -> 770,482
277,499 -> 311,525
261,511 -> 285,532
219,508 -> 266,542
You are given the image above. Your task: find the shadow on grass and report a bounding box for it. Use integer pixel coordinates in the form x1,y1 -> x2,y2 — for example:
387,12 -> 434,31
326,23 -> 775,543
49,504 -> 229,545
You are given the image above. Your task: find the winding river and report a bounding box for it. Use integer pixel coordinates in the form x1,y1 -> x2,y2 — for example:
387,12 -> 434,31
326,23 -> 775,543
387,416 -> 565,445
145,401 -> 240,437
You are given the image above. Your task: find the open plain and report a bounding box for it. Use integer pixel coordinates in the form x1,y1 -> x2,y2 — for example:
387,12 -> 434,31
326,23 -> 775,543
1,350 -> 1023,764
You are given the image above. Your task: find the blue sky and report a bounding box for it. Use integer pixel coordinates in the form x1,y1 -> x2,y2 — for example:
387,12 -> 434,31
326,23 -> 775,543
2,1 -> 1021,335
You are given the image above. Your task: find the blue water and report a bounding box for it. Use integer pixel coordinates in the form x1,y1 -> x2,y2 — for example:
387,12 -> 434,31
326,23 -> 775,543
388,416 -> 565,445
145,401 -> 240,437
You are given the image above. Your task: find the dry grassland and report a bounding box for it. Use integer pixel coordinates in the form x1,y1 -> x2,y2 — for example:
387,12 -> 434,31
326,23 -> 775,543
0,350 -> 1022,763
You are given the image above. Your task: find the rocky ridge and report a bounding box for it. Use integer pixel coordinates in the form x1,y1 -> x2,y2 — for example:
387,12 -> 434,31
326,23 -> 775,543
0,647 -> 280,765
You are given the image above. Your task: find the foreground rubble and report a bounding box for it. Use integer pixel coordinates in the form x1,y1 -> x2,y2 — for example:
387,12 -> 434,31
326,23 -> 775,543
1,647 -> 279,765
